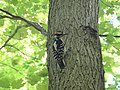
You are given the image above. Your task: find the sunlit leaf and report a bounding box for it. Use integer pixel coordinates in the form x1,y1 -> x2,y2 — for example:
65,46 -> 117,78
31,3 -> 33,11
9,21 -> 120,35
113,42 -> 120,49
11,79 -> 24,89
0,20 -> 4,27
0,77 -> 10,88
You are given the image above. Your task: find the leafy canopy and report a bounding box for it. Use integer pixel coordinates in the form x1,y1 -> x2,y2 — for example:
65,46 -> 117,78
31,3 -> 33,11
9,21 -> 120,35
99,0 -> 120,89
0,0 -> 48,90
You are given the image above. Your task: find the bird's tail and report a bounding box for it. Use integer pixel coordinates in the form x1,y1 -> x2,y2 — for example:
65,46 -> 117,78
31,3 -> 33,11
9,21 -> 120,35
57,58 -> 65,69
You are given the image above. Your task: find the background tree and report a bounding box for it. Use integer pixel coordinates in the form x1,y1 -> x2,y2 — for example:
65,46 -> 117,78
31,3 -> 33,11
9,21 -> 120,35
0,0 -> 120,90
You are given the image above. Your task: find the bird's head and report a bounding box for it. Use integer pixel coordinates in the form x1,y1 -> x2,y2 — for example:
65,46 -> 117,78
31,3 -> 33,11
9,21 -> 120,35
53,31 -> 67,38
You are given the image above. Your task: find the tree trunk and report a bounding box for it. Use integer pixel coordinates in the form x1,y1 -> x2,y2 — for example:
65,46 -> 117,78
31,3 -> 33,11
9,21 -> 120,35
47,0 -> 105,90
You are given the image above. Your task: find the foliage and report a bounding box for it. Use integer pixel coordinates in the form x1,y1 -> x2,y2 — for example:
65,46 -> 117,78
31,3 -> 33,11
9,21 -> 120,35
99,0 -> 120,89
0,0 -> 120,90
0,0 -> 48,90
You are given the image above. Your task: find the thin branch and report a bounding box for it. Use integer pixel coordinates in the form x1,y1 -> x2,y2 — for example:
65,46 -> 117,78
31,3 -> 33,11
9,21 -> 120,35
6,44 -> 39,60
99,34 -> 120,38
0,62 -> 23,75
0,26 -> 19,49
0,25 -> 29,49
0,8 -> 48,36
83,26 -> 120,38
7,44 -> 27,56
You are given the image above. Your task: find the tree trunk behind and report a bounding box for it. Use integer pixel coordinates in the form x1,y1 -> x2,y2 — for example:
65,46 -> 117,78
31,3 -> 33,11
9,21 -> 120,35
47,0 -> 105,90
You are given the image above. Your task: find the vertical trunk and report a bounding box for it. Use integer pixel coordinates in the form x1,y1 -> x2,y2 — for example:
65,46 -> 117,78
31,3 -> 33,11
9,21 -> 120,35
47,0 -> 105,90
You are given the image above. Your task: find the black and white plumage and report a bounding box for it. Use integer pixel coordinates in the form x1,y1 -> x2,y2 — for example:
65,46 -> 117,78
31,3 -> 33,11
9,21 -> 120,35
52,31 -> 66,69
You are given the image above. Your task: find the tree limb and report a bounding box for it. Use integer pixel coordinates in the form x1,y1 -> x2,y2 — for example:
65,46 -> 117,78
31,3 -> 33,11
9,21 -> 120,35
0,8 -> 48,36
0,25 -> 29,49
82,26 -> 120,38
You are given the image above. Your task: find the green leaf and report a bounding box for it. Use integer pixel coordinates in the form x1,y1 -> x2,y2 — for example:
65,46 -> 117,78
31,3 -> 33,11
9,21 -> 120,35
106,84 -> 116,90
14,27 -> 28,39
34,5 -> 40,11
106,35 -> 115,43
10,0 -> 18,5
104,56 -> 113,72
106,8 -> 114,15
0,20 -> 4,27
113,43 -> 120,49
39,68 -> 48,77
116,74 -> 120,78
117,16 -> 120,21
36,82 -> 48,90
11,79 -> 24,89
0,77 -> 10,88
27,72 -> 41,85
116,50 -> 120,55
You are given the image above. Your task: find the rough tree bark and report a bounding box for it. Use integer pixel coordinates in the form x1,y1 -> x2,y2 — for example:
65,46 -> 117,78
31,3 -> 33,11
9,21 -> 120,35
47,0 -> 105,90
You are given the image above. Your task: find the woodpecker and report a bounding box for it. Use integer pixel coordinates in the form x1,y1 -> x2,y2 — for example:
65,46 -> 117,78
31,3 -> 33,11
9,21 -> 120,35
52,31 -> 67,69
